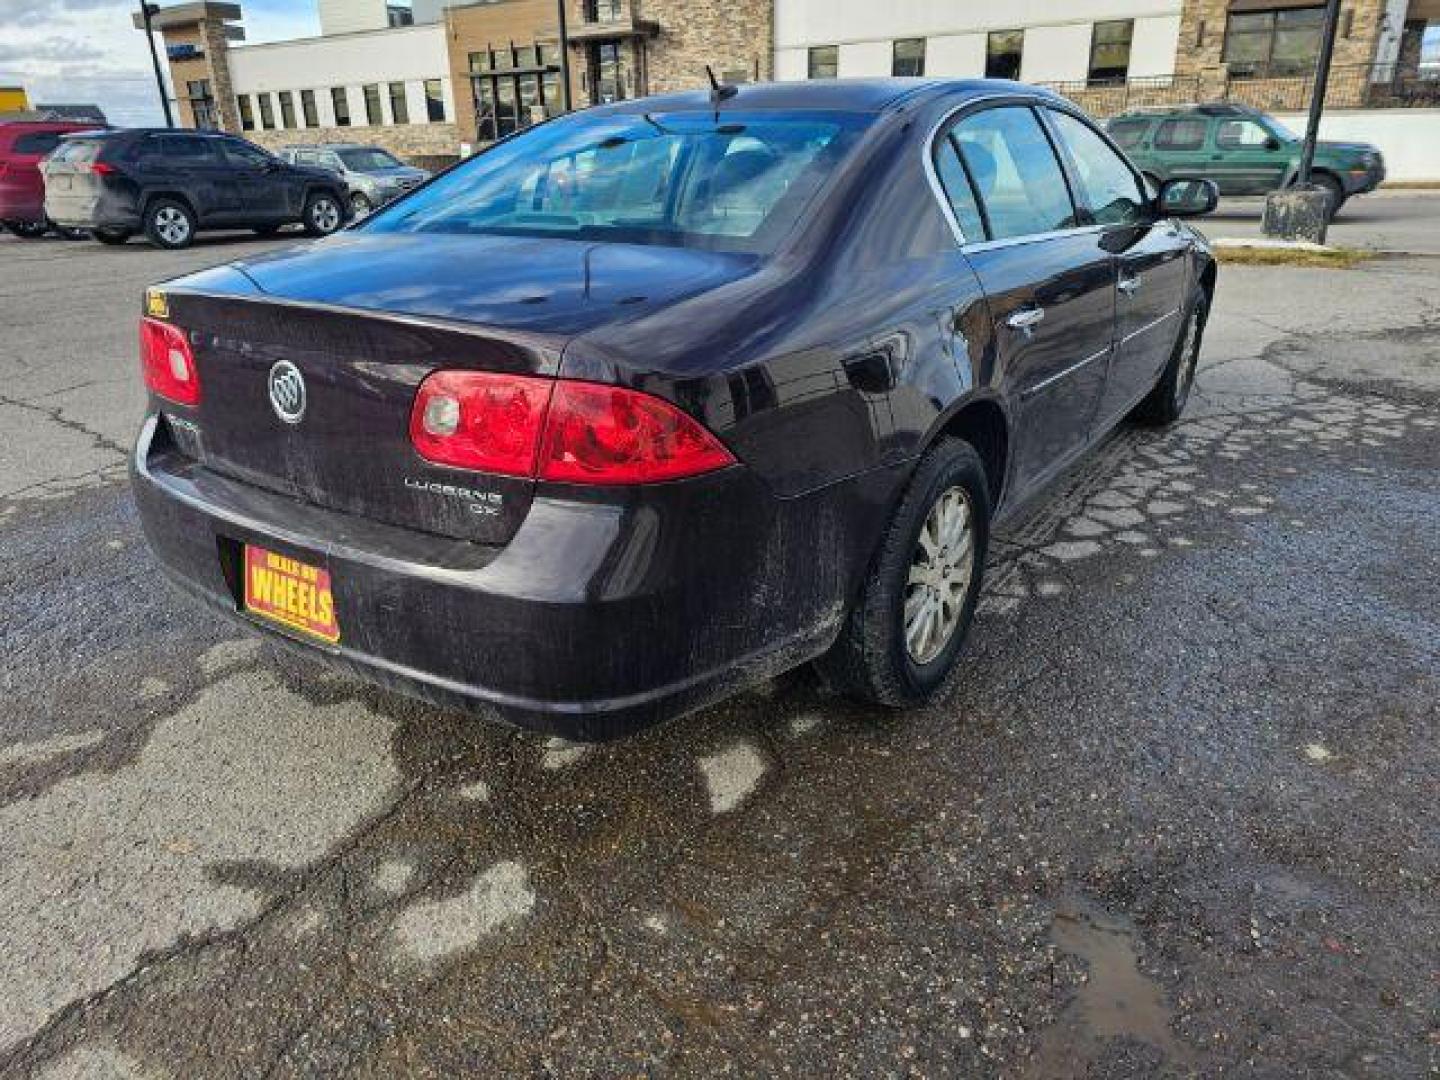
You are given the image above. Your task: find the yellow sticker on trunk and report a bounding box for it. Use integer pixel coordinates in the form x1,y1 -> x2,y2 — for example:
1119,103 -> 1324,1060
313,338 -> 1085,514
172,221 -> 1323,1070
146,289 -> 169,318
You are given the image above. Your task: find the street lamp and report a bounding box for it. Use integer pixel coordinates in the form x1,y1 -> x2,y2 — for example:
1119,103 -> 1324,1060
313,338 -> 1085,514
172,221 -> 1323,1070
555,0 -> 573,112
139,2 -> 175,128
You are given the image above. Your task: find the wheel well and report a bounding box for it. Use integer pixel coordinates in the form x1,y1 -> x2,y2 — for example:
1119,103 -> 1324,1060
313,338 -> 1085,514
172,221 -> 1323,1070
937,399 -> 1008,509
143,191 -> 196,221
1199,260 -> 1217,305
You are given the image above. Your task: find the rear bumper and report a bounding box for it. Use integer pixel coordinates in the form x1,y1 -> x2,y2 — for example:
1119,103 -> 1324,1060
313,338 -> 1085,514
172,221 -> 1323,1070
131,413 -> 895,739
44,187 -> 139,231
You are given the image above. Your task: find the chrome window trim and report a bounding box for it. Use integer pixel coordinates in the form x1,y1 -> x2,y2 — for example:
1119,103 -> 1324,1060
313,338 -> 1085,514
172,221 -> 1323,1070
922,92 -> 1153,252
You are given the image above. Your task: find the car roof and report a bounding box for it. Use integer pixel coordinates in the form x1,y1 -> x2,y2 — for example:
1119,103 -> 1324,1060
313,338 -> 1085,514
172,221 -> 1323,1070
1111,102 -> 1266,122
594,77 -> 1062,116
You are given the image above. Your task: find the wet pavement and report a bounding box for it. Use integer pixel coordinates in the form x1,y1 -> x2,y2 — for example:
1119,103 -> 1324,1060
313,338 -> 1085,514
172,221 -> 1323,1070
1,231 -> 1437,1077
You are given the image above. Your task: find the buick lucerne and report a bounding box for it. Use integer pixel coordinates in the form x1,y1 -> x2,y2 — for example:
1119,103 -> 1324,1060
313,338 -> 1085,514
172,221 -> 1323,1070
130,79 -> 1218,739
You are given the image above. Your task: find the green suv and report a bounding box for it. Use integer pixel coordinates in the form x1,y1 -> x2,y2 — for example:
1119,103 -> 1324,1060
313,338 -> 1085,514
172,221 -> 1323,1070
1106,103 -> 1384,216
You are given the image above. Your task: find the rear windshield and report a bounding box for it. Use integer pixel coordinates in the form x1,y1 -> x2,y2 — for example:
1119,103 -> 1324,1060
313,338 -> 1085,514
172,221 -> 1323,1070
49,138 -> 105,165
364,109 -> 873,253
338,148 -> 403,170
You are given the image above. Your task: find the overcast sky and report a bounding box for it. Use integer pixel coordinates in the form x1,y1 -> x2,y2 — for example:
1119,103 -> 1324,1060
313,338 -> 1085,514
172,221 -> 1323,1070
0,0 -> 321,125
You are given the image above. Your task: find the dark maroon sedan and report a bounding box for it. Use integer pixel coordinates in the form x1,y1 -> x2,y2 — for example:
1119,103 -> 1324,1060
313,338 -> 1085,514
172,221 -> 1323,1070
131,79 -> 1218,739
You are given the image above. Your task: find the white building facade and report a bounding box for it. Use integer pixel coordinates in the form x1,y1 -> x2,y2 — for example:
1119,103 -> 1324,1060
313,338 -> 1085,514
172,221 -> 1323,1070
225,22 -> 458,158
773,0 -> 1184,87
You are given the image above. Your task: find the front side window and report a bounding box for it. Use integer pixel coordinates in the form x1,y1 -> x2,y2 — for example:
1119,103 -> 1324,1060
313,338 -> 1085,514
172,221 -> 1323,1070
986,30 -> 1024,80
1224,7 -> 1324,75
1216,118 -> 1278,148
808,45 -> 838,79
1048,110 -> 1145,226
1088,20 -> 1133,83
364,84 -> 383,126
301,89 -> 318,127
257,94 -> 275,130
424,79 -> 445,122
365,110 -> 871,254
278,91 -> 296,129
893,38 -> 926,77
389,82 -> 410,124
332,87 -> 351,126
947,106 -> 1076,241
237,94 -> 254,131
220,138 -> 273,167
1154,117 -> 1208,150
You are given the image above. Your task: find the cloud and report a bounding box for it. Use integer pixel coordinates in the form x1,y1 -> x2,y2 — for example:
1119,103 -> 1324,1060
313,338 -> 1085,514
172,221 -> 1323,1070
0,38 -> 107,64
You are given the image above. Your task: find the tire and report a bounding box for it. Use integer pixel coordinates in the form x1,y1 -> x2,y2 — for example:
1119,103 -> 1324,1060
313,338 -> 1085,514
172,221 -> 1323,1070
144,198 -> 196,249
1313,173 -> 1346,220
5,220 -> 48,239
93,227 -> 132,246
1133,288 -> 1208,426
302,191 -> 343,237
350,192 -> 372,217
816,438 -> 991,707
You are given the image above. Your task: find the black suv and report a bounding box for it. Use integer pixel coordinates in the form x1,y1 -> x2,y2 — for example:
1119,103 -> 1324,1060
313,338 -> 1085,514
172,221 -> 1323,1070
43,129 -> 351,249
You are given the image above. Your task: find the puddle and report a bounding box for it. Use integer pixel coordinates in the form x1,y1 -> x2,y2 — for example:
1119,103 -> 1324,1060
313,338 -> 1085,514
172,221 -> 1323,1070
1024,896 -> 1194,1077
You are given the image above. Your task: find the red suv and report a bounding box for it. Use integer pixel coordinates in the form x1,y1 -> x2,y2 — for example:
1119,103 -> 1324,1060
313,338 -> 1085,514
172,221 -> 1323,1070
0,121 -> 101,238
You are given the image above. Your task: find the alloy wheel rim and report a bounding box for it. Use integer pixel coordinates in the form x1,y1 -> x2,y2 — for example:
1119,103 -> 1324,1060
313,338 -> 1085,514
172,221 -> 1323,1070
156,207 -> 189,244
1175,306 -> 1202,408
313,199 -> 339,231
904,486 -> 976,665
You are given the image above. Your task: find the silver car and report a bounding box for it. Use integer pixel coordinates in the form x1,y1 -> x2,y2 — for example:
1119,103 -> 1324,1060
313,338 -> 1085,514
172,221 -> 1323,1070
278,143 -> 428,217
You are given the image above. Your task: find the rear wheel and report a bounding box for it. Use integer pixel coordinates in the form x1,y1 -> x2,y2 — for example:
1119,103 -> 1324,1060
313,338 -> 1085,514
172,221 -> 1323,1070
303,191 -> 343,237
5,220 -> 48,239
817,438 -> 990,707
1133,289 -> 1207,426
144,198 -> 196,249
93,227 -> 132,246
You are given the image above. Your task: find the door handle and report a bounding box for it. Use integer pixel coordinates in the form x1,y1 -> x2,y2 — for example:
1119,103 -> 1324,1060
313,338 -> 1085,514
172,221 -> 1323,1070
1118,274 -> 1141,296
1006,306 -> 1045,332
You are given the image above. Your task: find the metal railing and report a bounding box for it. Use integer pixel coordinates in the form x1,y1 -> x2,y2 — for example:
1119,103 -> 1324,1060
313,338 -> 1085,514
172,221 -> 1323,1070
1039,62 -> 1440,118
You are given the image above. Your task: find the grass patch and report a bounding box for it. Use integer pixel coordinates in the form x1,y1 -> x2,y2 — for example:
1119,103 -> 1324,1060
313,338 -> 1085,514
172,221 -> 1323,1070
1215,245 -> 1371,269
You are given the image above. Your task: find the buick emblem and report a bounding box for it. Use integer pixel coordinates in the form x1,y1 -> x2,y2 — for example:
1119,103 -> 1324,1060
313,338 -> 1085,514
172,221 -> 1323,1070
267,360 -> 306,424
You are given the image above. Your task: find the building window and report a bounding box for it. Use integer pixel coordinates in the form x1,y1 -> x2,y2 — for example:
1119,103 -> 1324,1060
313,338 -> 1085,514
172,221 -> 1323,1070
424,78 -> 445,121
389,81 -> 410,124
186,79 -> 217,129
257,92 -> 275,130
584,0 -> 623,20
986,30 -> 1024,80
237,94 -> 254,131
588,41 -> 627,103
1088,20 -> 1133,83
278,90 -> 296,129
331,87 -> 351,126
470,43 -> 562,141
1224,6 -> 1326,76
300,88 -> 318,127
363,84 -> 383,125
808,45 -> 838,79
893,38 -> 925,77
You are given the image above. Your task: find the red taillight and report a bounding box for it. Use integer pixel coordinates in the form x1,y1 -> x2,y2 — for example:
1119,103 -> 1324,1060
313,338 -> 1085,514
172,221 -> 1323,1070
88,161 -> 116,176
409,371 -> 735,485
140,317 -> 200,406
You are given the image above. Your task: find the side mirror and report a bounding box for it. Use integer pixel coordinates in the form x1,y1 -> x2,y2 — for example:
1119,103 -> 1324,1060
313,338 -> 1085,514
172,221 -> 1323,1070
1158,177 -> 1219,218
1263,136 -> 1283,151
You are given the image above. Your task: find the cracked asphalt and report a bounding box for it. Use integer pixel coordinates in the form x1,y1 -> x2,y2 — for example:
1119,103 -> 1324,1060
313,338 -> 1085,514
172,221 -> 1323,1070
1,224 -> 1437,1078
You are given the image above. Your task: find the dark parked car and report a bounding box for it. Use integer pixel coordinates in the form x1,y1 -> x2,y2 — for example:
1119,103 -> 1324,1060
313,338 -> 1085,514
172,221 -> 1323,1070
43,129 -> 351,249
1107,102 -> 1384,217
0,120 -> 101,238
131,79 -> 1218,739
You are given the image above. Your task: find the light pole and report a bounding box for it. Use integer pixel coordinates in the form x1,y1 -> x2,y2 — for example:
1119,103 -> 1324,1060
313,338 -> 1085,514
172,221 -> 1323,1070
1296,0 -> 1342,187
140,2 -> 175,127
556,0 -> 573,112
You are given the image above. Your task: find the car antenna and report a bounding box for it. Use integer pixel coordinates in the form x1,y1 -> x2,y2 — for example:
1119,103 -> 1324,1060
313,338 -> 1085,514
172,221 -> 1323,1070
705,65 -> 738,107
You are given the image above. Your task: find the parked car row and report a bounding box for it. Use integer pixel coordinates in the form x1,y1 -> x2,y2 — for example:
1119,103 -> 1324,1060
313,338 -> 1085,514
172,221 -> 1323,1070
1,122 -> 430,249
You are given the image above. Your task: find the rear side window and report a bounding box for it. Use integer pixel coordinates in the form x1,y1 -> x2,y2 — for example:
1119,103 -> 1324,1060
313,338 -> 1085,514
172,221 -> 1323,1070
1107,119 -> 1150,150
1048,110 -> 1146,227
932,139 -> 986,241
1154,118 -> 1208,151
13,132 -> 63,156
51,139 -> 105,165
946,106 -> 1077,241
1215,119 -> 1273,148
142,135 -> 219,162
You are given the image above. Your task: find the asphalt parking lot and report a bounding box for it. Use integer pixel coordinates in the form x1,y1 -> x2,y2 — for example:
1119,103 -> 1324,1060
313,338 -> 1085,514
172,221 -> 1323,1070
1,213 -> 1437,1077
